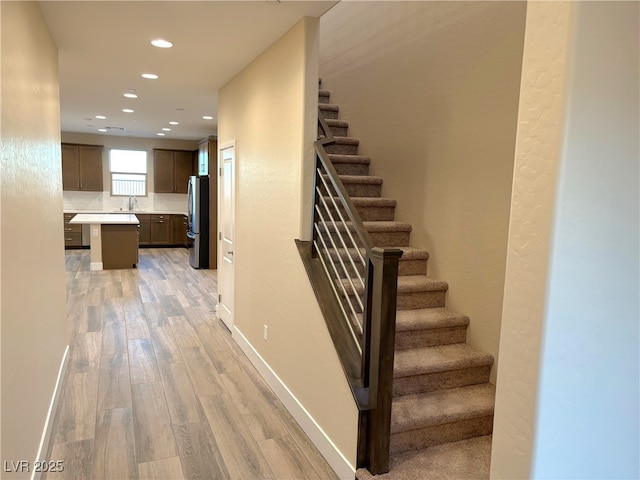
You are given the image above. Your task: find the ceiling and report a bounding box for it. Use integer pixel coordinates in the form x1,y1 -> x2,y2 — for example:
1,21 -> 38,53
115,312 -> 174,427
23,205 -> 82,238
39,1 -> 336,142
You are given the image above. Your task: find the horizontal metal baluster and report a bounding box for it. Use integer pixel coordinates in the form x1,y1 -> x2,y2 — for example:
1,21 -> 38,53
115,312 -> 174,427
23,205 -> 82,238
315,186 -> 366,286
317,168 -> 367,269
315,208 -> 365,316
313,224 -> 364,337
316,189 -> 366,289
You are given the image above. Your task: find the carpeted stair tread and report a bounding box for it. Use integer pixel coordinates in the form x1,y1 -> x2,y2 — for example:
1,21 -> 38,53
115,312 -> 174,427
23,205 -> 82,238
325,118 -> 349,128
395,307 -> 468,332
319,135 -> 360,146
396,275 -> 448,293
319,89 -> 331,103
329,248 -> 428,266
330,245 -> 428,260
391,384 -> 495,434
355,435 -> 492,480
320,220 -> 410,234
339,175 -> 383,185
363,220 -> 411,232
394,343 -> 494,378
319,103 -> 339,112
351,197 -> 397,207
328,153 -> 371,165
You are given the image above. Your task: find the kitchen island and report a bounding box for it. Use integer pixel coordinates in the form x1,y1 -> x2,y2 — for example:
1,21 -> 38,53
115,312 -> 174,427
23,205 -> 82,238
69,213 -> 140,270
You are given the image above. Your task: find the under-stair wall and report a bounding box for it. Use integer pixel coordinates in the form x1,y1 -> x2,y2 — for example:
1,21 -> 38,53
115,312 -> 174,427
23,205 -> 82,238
218,18 -> 358,479
319,1 -> 527,381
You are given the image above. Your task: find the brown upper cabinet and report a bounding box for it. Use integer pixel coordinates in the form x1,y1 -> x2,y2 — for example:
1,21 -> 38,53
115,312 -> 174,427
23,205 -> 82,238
153,149 -> 194,194
62,143 -> 103,191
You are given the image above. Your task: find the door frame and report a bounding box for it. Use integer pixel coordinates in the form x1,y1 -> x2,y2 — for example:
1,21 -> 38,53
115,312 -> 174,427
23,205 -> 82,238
217,140 -> 236,331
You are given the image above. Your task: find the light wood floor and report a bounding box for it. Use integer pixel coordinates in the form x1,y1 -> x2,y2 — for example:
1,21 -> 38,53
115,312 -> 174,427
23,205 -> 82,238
44,248 -> 339,480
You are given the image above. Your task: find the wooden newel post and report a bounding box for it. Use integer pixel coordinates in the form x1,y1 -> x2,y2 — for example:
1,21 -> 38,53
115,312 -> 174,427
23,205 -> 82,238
358,246 -> 403,475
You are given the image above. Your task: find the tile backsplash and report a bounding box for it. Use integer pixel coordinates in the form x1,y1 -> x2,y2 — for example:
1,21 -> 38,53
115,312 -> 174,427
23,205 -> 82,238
63,191 -> 187,214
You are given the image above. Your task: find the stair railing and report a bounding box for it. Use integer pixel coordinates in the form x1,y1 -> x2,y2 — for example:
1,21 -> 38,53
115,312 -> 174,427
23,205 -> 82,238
311,109 -> 402,474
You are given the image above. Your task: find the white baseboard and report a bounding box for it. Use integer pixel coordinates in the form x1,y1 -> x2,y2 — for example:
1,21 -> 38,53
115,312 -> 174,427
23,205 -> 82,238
232,327 -> 356,480
32,345 -> 70,480
90,262 -> 103,271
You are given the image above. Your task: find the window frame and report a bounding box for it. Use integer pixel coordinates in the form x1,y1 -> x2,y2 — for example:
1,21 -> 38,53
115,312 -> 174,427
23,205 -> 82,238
109,149 -> 149,197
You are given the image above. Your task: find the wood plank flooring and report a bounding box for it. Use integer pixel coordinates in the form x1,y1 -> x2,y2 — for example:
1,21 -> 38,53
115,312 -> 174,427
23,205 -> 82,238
44,248 -> 338,480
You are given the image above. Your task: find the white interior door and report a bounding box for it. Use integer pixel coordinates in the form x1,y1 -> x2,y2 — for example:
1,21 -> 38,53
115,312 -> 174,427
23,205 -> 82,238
217,143 -> 235,331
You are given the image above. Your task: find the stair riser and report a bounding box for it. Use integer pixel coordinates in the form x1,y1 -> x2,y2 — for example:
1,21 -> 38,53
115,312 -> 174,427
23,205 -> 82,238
369,230 -> 411,247
390,415 -> 494,455
322,180 -> 381,198
342,289 -> 446,313
319,124 -> 348,136
319,94 -> 330,104
395,325 -> 466,350
324,143 -> 359,155
397,290 -> 446,310
326,254 -> 428,279
331,162 -> 370,176
393,365 -> 492,397
320,107 -> 339,120
398,259 -> 427,276
327,203 -> 395,222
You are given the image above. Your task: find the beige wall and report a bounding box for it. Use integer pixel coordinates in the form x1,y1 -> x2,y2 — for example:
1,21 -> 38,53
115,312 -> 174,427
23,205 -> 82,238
319,1 -> 526,382
1,2 -> 68,477
218,17 -> 358,475
494,1 -> 640,477
490,2 -> 574,478
61,131 -> 199,193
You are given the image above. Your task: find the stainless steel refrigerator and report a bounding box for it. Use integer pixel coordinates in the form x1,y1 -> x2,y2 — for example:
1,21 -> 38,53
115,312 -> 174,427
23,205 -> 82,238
187,175 -> 209,269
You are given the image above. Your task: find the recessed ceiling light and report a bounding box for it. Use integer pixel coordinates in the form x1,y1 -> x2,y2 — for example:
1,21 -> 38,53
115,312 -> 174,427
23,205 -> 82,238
141,73 -> 158,80
202,115 -> 214,120
122,108 -> 134,113
169,121 -> 179,125
157,133 -> 165,136
124,90 -> 138,99
162,128 -> 171,131
98,128 -> 107,132
95,115 -> 106,120
151,39 -> 173,48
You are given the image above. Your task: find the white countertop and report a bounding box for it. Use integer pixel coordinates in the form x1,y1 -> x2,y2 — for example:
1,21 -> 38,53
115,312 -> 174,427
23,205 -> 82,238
69,213 -> 140,225
64,209 -> 187,216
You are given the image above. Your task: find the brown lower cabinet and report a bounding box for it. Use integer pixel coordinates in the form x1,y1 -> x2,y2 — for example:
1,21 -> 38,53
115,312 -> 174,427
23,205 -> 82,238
63,213 -> 82,248
171,214 -> 188,247
101,224 -> 138,269
136,213 -> 187,247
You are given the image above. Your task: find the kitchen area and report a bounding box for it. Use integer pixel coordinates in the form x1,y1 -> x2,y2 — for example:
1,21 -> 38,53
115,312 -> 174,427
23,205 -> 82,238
62,135 -> 217,271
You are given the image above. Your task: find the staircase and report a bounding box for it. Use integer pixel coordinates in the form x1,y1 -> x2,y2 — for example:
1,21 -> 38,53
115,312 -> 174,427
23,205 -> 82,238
318,86 -> 495,479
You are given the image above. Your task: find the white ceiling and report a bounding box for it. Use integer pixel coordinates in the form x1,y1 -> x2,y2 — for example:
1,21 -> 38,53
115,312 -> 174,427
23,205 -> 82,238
39,1 -> 336,141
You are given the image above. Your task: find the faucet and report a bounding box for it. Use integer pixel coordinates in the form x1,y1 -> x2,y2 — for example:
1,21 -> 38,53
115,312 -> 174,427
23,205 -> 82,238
128,195 -> 137,211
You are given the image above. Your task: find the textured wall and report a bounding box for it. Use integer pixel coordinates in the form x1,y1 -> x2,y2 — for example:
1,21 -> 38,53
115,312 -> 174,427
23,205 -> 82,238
1,2 -> 68,477
532,2 -> 639,477
319,1 -> 526,383
218,17 -> 358,475
490,2 -> 574,478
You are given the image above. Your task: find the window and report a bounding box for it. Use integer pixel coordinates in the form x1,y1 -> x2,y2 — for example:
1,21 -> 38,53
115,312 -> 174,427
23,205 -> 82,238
110,149 -> 147,196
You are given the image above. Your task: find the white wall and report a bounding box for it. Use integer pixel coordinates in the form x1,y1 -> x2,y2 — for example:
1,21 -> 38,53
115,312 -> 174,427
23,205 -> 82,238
490,2 -> 574,477
532,2 -> 639,477
319,1 -> 526,382
217,17 -> 358,478
492,2 -> 639,478
0,3 -> 68,477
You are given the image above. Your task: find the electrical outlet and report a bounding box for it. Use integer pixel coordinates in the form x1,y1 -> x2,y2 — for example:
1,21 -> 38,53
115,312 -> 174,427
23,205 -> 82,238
263,324 -> 268,341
